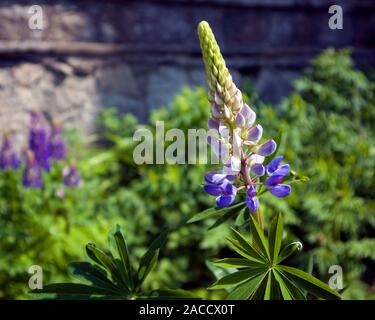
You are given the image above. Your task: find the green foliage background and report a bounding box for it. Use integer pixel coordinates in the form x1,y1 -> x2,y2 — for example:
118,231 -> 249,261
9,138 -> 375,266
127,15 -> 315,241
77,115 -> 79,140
0,49 -> 374,299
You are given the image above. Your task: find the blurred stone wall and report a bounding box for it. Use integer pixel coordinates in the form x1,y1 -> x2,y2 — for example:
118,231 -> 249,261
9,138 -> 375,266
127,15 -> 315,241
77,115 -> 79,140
0,0 -> 374,142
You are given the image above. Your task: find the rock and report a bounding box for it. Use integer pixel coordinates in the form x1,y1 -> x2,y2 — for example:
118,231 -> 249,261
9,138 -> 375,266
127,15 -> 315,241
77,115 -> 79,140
147,65 -> 190,110
11,63 -> 44,87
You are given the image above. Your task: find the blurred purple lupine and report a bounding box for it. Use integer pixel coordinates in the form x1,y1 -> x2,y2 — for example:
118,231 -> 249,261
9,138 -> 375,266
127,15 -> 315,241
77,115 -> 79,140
0,134 -> 21,170
62,166 -> 80,187
29,110 -> 51,171
49,121 -> 66,160
22,150 -> 43,188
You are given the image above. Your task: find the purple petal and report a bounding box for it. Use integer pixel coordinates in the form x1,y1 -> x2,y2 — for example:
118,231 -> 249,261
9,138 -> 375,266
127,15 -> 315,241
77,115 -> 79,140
266,156 -> 284,175
247,185 -> 257,198
203,184 -> 223,196
268,184 -> 291,198
247,124 -> 263,143
251,163 -> 265,176
204,172 -> 227,184
211,105 -> 222,119
223,182 -> 237,195
216,194 -> 236,208
265,175 -> 284,187
232,91 -> 242,111
272,164 -> 290,178
235,113 -> 246,127
240,104 -> 251,118
246,196 -> 259,212
208,117 -> 219,130
255,139 -> 277,157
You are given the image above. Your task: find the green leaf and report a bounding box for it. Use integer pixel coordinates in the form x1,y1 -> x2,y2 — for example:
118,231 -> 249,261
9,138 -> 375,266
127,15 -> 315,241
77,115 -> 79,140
187,202 -> 246,223
249,272 -> 270,300
137,249 -> 159,287
277,242 -> 303,264
137,230 -> 168,287
278,266 -> 342,300
273,270 -> 293,300
85,243 -> 126,290
269,270 -> 282,300
226,273 -> 265,300
31,283 -> 121,297
209,268 -> 267,290
249,215 -> 270,260
304,253 -> 314,275
273,269 -> 306,300
212,258 -> 264,269
148,229 -> 169,251
208,203 -> 247,230
68,262 -> 119,292
235,206 -> 249,226
227,234 -> 267,264
113,225 -> 133,290
269,213 -> 283,263
263,272 -> 272,300
206,260 -> 237,284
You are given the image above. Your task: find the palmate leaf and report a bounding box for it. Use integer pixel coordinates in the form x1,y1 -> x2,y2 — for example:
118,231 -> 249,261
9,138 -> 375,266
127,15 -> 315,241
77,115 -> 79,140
209,213 -> 342,300
31,226 -> 198,300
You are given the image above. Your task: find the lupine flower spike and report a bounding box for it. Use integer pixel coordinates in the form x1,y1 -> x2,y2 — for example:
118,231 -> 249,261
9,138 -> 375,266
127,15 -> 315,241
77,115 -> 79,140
29,110 -> 51,171
49,120 -> 66,160
63,165 -> 81,187
22,150 -> 43,188
0,133 -> 21,170
198,21 -> 291,211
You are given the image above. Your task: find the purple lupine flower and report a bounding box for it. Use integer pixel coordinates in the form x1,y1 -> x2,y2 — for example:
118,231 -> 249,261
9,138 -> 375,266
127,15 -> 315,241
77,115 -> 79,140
203,172 -> 237,208
250,163 -> 265,176
22,150 -> 43,188
255,139 -> 277,157
198,22 -> 294,215
0,134 -> 21,170
49,121 -> 66,160
29,110 -> 50,171
63,166 -> 81,187
246,185 -> 259,212
264,156 -> 291,198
